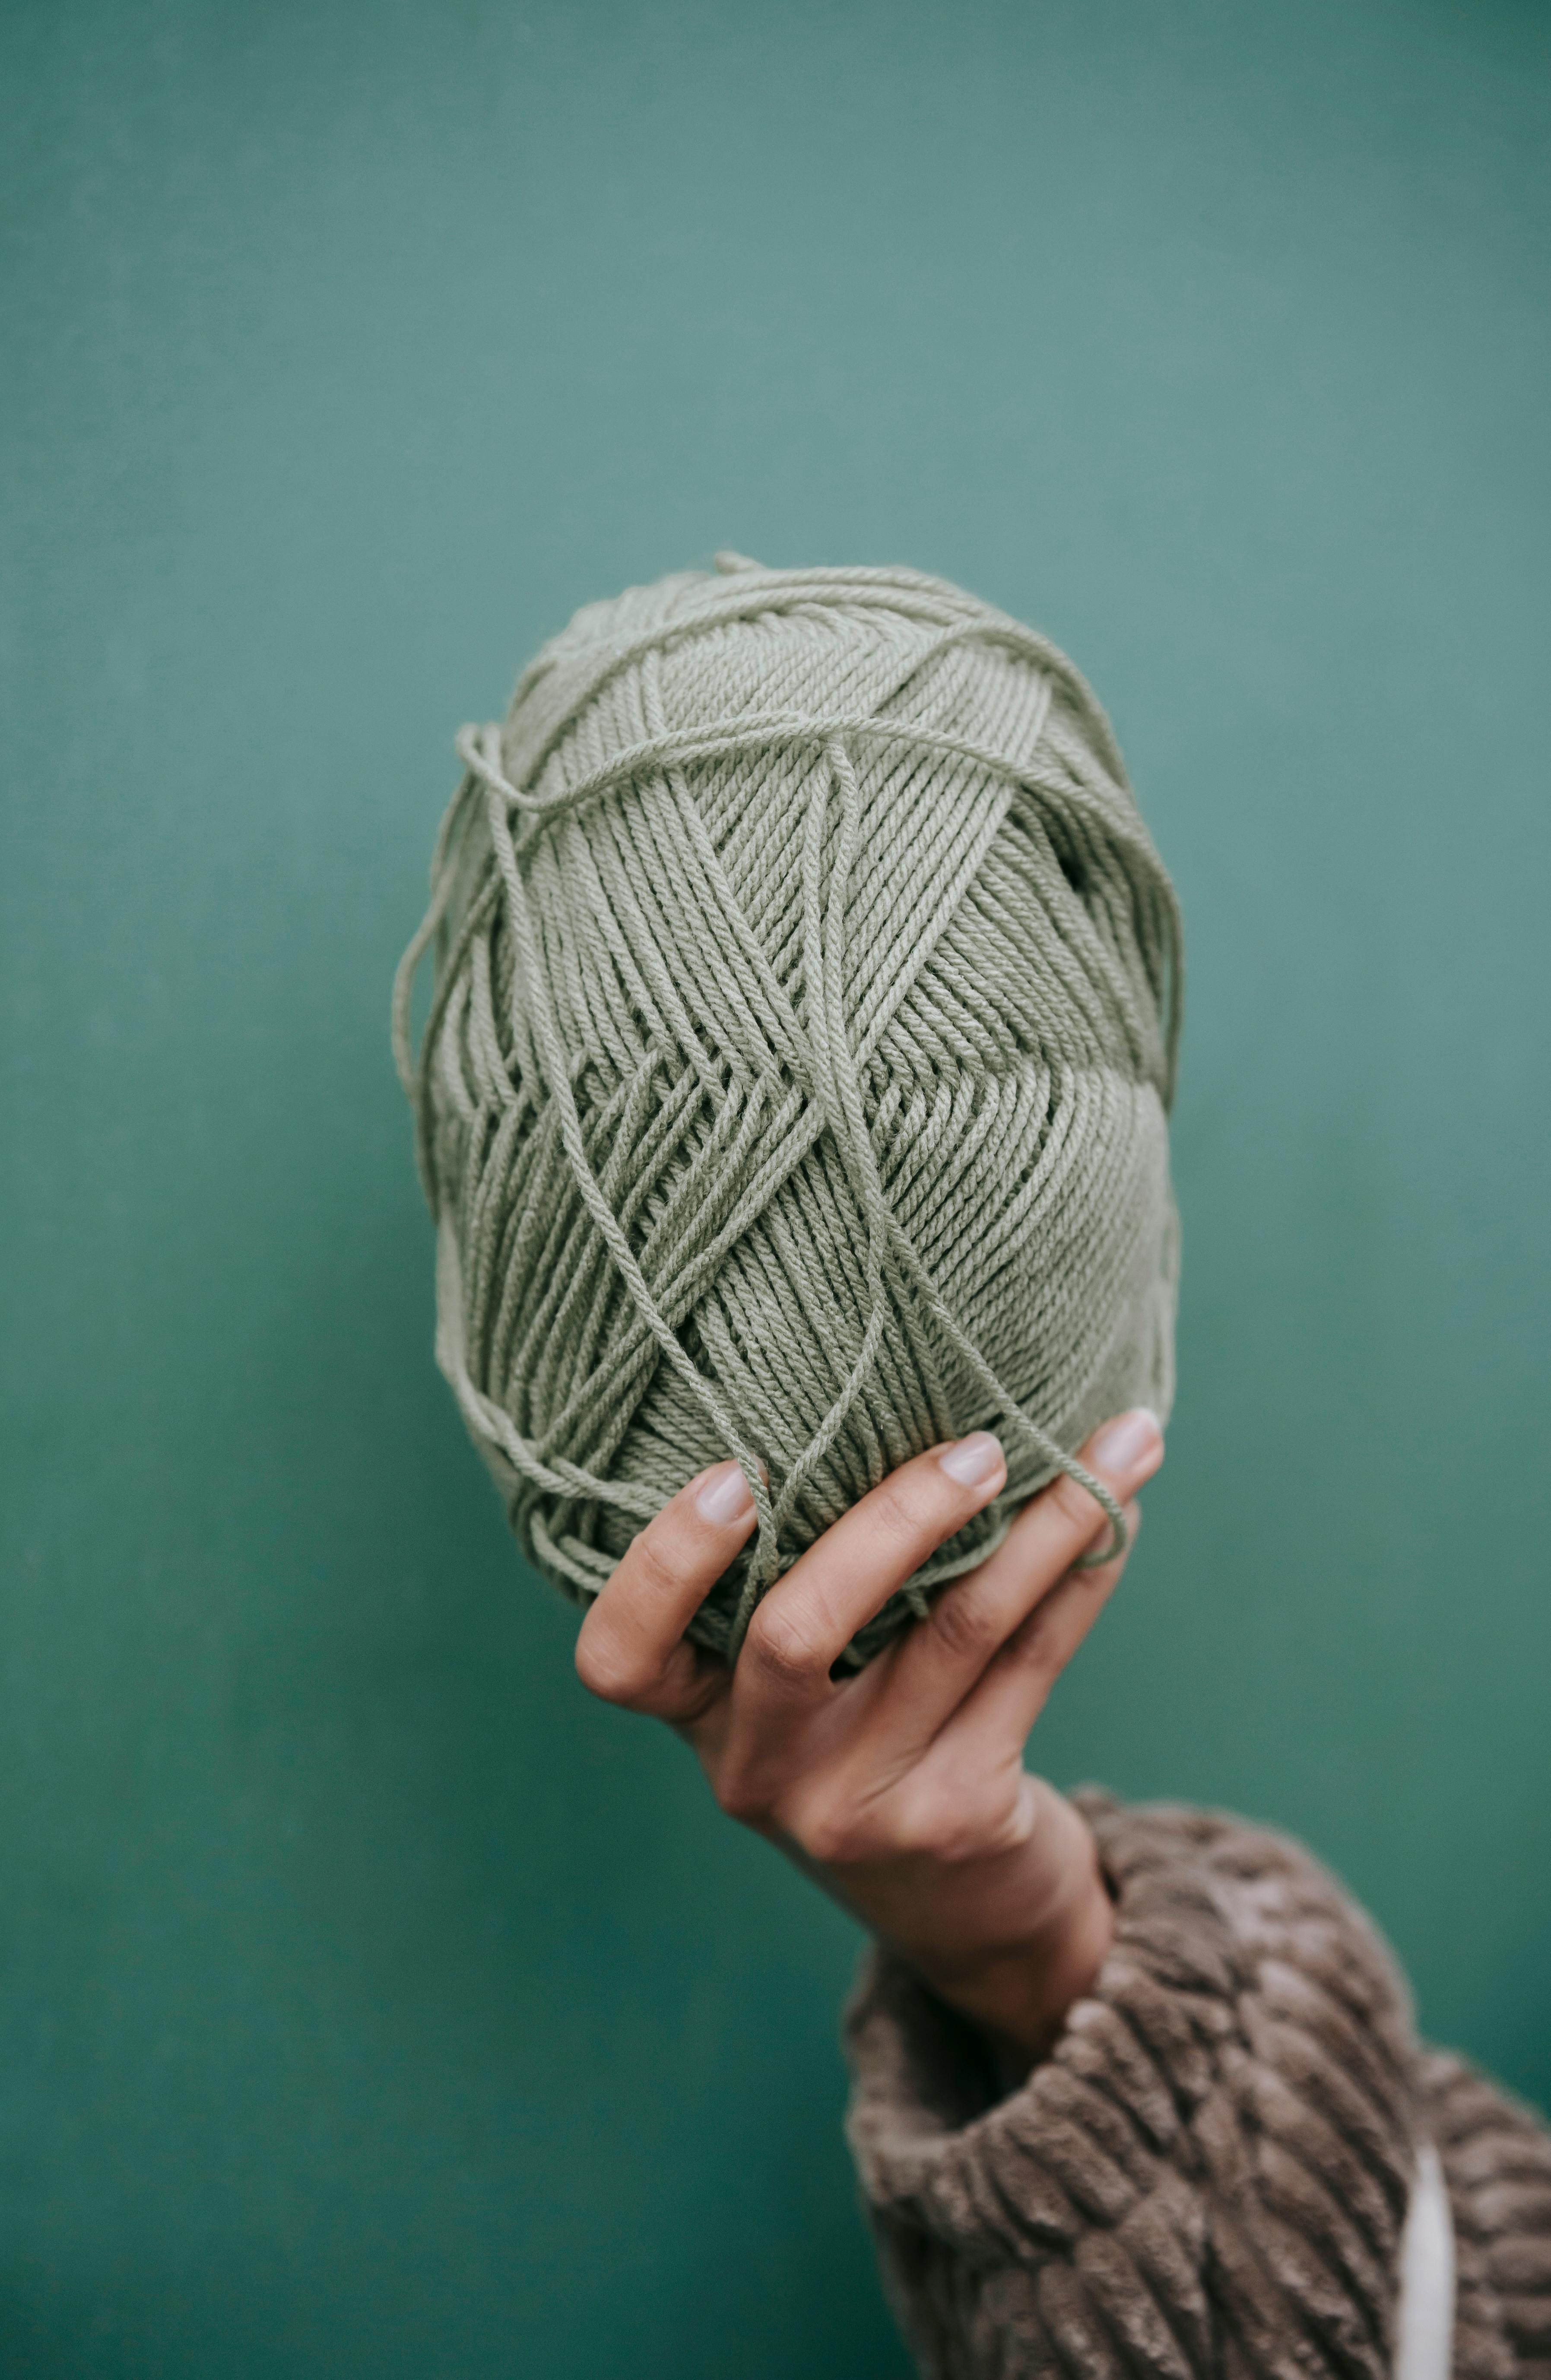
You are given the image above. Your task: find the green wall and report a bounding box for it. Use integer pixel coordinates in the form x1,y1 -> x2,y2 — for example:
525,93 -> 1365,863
4,2 -> 1548,2371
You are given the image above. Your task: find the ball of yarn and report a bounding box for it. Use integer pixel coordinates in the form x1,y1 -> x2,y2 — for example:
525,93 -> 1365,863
394,558 -> 1182,1667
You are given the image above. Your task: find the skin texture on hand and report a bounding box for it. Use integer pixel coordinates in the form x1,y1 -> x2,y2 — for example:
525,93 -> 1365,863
574,1410 -> 1165,2073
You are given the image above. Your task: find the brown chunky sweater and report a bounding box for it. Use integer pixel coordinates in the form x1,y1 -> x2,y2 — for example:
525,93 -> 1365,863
844,1793 -> 1551,2377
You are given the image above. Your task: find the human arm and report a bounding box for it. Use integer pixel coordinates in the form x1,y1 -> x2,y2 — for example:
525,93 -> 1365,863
574,1421 -> 1551,2377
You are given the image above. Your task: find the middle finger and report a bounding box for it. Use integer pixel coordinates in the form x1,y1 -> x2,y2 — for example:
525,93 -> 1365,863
730,1430 -> 1010,1725
867,1408 -> 1164,1756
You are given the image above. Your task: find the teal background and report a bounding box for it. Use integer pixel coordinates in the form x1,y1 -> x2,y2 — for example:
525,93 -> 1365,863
3,0 -> 1548,2371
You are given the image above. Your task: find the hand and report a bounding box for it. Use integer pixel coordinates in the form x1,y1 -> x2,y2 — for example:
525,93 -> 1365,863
575,1410 -> 1164,2071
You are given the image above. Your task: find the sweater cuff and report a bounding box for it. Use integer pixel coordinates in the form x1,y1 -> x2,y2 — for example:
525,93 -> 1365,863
843,1791 -> 1423,2377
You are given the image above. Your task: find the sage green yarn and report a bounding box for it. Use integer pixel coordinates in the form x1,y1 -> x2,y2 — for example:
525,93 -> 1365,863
393,557 -> 1182,1668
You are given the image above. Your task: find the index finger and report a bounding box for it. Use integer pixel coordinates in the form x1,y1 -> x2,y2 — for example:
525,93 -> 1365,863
574,1461 -> 758,1721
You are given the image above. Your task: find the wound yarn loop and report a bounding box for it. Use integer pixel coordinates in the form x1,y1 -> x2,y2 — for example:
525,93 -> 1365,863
394,559 -> 1182,1667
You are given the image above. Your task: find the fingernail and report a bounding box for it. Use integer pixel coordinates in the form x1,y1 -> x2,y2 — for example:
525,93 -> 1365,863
1090,1409 -> 1163,1478
696,1461 -> 755,1526
939,1431 -> 1005,1488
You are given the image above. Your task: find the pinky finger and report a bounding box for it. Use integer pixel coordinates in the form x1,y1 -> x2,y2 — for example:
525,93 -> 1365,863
937,1502 -> 1140,1758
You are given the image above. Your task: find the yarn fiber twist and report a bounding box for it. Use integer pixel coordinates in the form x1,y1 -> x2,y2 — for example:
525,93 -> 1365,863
393,558 -> 1182,1667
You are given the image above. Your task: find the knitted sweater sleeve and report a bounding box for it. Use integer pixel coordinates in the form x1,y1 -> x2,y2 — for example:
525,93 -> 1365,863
842,1791 -> 1551,2379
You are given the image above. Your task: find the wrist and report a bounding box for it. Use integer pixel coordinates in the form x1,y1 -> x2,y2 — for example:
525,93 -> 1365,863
883,1787 -> 1114,2073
